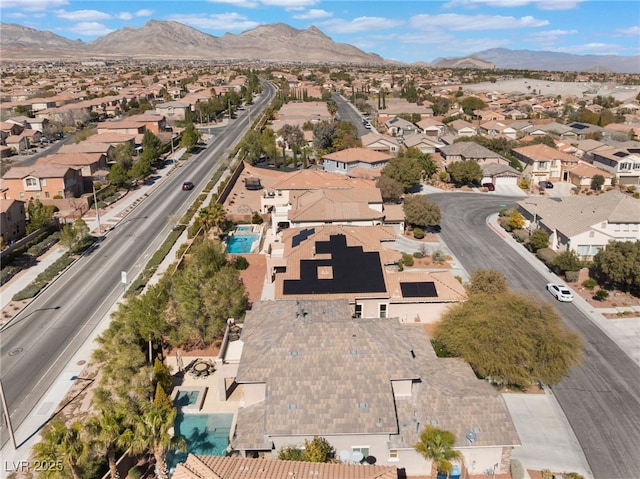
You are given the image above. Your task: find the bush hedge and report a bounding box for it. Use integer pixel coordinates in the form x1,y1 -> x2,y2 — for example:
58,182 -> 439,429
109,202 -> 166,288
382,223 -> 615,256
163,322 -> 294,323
413,227 -> 425,239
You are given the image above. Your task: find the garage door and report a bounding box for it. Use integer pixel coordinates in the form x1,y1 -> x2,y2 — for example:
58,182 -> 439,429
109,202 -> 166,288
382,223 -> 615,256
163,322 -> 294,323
494,176 -> 518,186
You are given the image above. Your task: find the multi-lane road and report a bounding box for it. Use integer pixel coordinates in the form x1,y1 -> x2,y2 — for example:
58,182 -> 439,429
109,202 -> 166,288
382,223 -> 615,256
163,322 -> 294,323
431,193 -> 640,479
0,82 -> 276,449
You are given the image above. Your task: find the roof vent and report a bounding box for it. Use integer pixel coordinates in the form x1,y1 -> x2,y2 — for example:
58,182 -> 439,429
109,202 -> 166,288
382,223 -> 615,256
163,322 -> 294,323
357,402 -> 369,409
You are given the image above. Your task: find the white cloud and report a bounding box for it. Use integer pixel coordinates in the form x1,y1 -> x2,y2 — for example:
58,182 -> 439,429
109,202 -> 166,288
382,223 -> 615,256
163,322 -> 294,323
117,12 -> 134,21
55,9 -> 111,21
409,13 -> 548,31
443,0 -> 585,10
529,28 -> 577,41
397,32 -> 510,55
65,21 -> 114,36
292,9 -> 332,20
320,16 -> 404,34
136,9 -> 154,17
206,0 -> 260,7
0,0 -> 69,12
166,12 -> 260,31
616,26 -> 640,37
557,42 -> 626,55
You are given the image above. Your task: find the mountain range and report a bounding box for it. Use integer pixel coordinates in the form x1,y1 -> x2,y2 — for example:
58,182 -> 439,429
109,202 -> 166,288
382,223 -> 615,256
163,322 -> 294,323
1,21 -> 638,73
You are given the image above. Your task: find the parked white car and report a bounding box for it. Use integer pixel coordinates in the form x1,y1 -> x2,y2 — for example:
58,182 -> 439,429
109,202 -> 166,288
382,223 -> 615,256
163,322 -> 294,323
546,283 -> 574,302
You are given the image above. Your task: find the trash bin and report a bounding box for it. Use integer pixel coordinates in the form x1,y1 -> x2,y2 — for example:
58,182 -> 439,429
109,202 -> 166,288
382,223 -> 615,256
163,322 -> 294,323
450,465 -> 461,479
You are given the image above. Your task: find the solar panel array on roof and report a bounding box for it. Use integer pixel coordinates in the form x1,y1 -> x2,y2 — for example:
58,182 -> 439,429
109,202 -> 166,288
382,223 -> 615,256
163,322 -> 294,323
570,123 -> 589,130
400,282 -> 438,298
291,228 -> 315,248
283,234 -> 387,295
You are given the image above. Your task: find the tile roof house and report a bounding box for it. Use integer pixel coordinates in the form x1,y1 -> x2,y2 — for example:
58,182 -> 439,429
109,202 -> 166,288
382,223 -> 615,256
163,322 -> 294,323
517,191 -> 640,258
360,133 -> 402,156
322,148 -> 393,177
448,119 -> 478,137
590,146 -> 640,185
512,144 -> 578,184
402,134 -> 444,154
384,117 -> 419,137
416,117 -> 445,137
260,170 -> 382,236
0,199 -> 27,245
438,142 -> 510,167
230,298 -> 519,477
268,225 -> 466,322
566,162 -> 614,189
173,455 -> 399,479
2,165 -> 83,201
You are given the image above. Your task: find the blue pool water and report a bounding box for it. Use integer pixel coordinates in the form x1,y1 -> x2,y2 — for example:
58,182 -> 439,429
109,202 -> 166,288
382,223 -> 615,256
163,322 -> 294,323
169,413 -> 233,468
226,233 -> 259,254
174,390 -> 199,407
235,225 -> 253,232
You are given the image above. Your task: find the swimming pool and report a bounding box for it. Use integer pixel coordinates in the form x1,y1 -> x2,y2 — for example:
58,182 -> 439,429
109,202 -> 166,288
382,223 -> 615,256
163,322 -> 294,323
171,386 -> 206,413
235,225 -> 253,233
226,233 -> 259,254
174,390 -> 199,407
169,413 -> 233,468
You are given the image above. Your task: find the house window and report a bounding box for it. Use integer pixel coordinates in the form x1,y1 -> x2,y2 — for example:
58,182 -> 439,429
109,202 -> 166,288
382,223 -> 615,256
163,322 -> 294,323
58,191 -> 63,197
537,161 -> 548,169
352,446 -> 369,463
577,245 -> 590,256
45,191 -> 50,199
25,178 -> 37,187
589,231 -> 595,237
41,178 -> 47,186
19,192 -> 25,200
388,449 -> 399,461
551,160 -> 557,167
354,304 -> 362,318
379,304 -> 387,318
35,192 -> 41,199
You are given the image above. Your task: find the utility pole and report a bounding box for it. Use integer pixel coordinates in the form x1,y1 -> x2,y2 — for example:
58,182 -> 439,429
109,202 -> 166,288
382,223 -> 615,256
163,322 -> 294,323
92,182 -> 101,234
0,378 -> 17,450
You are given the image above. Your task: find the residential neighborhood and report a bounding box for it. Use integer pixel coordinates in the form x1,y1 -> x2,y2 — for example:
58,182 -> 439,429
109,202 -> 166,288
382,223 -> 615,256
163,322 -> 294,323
1,58 -> 639,479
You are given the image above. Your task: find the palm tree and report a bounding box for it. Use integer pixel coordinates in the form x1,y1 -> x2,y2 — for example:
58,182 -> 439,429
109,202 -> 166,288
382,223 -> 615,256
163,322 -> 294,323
127,384 -> 186,479
86,409 -> 129,479
326,100 -> 338,121
197,203 -> 226,237
34,419 -> 88,479
414,426 -> 462,478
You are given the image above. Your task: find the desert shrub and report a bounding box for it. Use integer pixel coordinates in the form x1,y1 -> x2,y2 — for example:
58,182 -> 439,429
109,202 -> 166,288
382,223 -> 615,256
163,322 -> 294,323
541,470 -> 553,479
251,212 -> 264,224
582,278 -> 597,290
513,229 -> 529,243
594,289 -> 609,301
413,227 -> 425,239
432,249 -> 446,262
234,256 -> 249,270
510,459 -> 525,479
536,247 -> 558,270
565,270 -> 580,283
413,251 -> 424,258
187,222 -> 201,239
402,253 -> 414,266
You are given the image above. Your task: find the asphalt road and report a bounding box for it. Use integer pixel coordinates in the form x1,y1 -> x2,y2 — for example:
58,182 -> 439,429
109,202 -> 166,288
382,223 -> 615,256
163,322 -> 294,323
0,81 -> 276,447
430,192 -> 640,479
331,92 -> 371,137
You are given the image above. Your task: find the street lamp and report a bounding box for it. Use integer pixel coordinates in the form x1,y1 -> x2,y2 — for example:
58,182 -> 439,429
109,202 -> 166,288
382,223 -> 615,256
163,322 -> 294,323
0,377 -> 17,449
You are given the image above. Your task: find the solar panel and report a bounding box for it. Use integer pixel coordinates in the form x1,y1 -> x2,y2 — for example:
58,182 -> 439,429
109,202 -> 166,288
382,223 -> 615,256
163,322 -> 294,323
283,234 -> 386,295
400,282 -> 438,298
570,123 -> 589,130
291,228 -> 315,248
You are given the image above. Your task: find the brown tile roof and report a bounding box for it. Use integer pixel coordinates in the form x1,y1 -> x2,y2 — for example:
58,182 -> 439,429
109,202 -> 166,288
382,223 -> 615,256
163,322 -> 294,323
513,144 -> 578,163
83,132 -> 136,144
173,454 -> 398,479
2,164 -> 75,179
288,189 -> 382,223
36,152 -> 104,167
567,162 -> 613,179
270,169 -> 376,191
322,148 -> 393,165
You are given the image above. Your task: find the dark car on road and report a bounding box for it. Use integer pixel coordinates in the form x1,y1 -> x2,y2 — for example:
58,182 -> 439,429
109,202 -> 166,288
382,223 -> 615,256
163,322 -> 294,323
182,181 -> 194,191
539,180 -> 553,189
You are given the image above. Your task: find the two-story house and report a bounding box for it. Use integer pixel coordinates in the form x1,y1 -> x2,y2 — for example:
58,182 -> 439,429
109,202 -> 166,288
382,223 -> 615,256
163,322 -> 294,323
230,299 -> 519,477
512,143 -> 578,184
517,191 -> 640,259
2,165 -> 83,201
590,146 -> 640,185
0,198 -> 27,245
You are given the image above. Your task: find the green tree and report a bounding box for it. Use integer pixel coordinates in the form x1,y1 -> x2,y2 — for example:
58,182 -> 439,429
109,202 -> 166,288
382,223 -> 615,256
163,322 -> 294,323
142,130 -> 162,159
403,195 -> 441,228
180,122 -> 201,151
197,203 -> 227,236
332,121 -> 360,151
446,160 -> 483,186
109,163 -> 130,188
33,419 -> 88,479
404,148 -> 437,179
529,229 -> 550,252
312,120 -> 336,151
553,250 -> 584,275
504,210 -> 525,231
238,129 -> 262,164
111,142 -> 135,171
381,156 -> 423,191
326,100 -> 338,121
591,174 -> 605,191
377,175 -> 405,202
26,199 -> 57,233
414,426 -> 462,477
592,240 -> 640,293
278,436 -> 335,463
130,157 -> 152,180
434,277 -> 583,388
127,384 -> 186,479
460,96 -> 487,115
466,268 -> 508,297
86,409 -> 128,479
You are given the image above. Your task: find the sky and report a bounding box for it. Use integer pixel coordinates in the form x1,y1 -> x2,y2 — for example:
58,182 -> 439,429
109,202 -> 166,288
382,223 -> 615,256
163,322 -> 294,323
1,0 -> 639,63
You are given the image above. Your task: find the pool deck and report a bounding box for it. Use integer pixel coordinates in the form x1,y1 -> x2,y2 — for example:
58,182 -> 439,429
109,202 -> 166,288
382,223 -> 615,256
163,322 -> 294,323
168,355 -> 244,447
